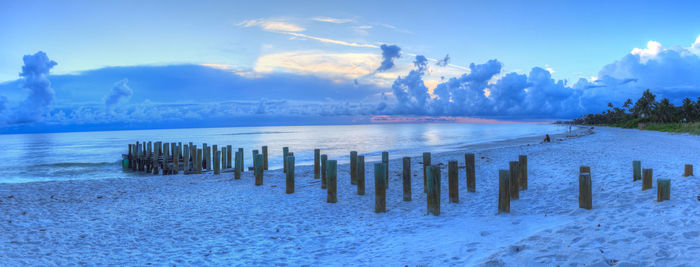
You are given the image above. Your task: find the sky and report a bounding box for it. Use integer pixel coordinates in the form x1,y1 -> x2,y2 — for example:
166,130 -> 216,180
1,0 -> 700,133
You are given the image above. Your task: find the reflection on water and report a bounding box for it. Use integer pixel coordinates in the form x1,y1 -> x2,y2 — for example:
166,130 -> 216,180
0,123 -> 565,183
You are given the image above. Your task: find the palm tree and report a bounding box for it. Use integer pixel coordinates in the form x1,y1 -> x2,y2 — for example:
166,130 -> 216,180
633,89 -> 656,118
682,98 -> 695,122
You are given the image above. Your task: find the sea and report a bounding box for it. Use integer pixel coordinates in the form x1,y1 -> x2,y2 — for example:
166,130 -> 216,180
0,123 -> 567,183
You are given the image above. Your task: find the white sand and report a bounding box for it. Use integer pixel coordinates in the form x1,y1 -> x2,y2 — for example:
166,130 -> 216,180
1,126 -> 699,266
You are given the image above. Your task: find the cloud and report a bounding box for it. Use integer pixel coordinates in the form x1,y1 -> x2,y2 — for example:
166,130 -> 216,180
254,50 -> 380,81
280,32 -> 378,48
414,55 -> 428,72
104,79 -> 133,111
10,51 -> 58,124
377,44 -> 401,72
238,19 -> 305,32
312,17 -> 352,24
436,54 -> 450,67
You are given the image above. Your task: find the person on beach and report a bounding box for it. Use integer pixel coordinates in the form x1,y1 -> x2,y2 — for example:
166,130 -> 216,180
544,134 -> 551,142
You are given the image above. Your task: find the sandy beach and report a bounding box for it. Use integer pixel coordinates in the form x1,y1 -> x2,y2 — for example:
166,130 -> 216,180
1,126 -> 699,266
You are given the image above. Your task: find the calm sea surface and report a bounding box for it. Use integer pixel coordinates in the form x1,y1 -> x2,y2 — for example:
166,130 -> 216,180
0,123 -> 566,183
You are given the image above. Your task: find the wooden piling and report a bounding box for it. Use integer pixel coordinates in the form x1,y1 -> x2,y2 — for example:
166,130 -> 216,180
262,146 -> 268,170
402,157 -> 411,201
234,151 -> 241,180
465,153 -> 475,192
183,144 -> 190,171
633,160 -> 641,181
642,168 -> 653,190
321,154 -> 328,189
314,149 -> 320,179
518,155 -> 527,190
382,152 -> 389,188
327,160 -> 337,203
286,156 -> 295,194
684,164 -> 693,177
350,151 -> 358,185
226,145 -> 232,168
238,148 -> 244,172
374,163 -> 386,213
657,179 -> 670,202
254,154 -> 263,185
509,161 -> 520,200
423,152 -> 431,193
214,150 -> 221,175
579,173 -> 592,209
357,155 -> 365,195
173,143 -> 179,174
448,160 -> 459,203
196,149 -> 202,174
221,147 -> 227,170
205,144 -> 211,171
427,165 -> 441,216
580,166 -> 590,174
283,147 -> 289,173
498,170 -> 510,213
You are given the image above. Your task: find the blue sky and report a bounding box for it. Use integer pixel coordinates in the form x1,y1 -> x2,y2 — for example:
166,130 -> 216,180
1,0 -> 700,132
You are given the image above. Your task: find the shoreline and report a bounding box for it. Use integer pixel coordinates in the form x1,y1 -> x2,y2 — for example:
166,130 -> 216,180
1,126 -> 698,265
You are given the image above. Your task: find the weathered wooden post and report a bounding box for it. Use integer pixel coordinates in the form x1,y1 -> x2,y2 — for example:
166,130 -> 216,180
642,168 -> 653,190
448,160 -> 459,203
234,151 -> 241,180
633,160 -> 641,181
238,148 -> 244,172
128,144 -> 133,169
214,150 -> 221,175
183,144 -> 190,172
374,163 -> 386,213
321,154 -> 328,189
684,164 -> 693,177
327,160 -> 337,203
286,156 -> 295,194
657,179 -> 670,201
509,161 -> 520,200
173,143 -> 179,174
226,145 -> 232,168
498,170 -> 510,213
282,147 -> 289,173
350,151 -> 358,185
254,154 -> 263,185
580,166 -> 590,174
205,143 -> 211,171
314,149 -> 320,179
262,146 -> 268,170
465,153 -> 475,192
357,155 -> 365,195
518,155 -> 527,190
423,152 -> 431,193
382,151 -> 389,188
579,172 -> 592,209
427,165 -> 441,216
403,157 -> 411,201
221,147 -> 227,170
197,148 -> 203,174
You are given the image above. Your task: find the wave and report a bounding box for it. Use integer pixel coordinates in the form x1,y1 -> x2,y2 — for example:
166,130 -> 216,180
33,161 -> 120,168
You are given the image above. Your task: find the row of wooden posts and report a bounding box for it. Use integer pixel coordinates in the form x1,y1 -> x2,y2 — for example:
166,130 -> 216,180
125,142 -> 693,215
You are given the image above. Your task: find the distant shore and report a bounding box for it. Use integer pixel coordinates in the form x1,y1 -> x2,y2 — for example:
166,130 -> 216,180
1,126 -> 698,265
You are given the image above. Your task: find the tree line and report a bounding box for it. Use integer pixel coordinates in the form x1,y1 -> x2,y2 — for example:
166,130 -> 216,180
573,89 -> 700,126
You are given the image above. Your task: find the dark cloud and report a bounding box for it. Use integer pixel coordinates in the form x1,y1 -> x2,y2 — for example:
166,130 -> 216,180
436,54 -> 450,67
12,51 -> 57,123
376,44 -> 401,72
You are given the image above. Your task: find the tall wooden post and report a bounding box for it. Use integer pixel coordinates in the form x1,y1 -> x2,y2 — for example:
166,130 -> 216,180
350,151 -> 358,185
374,163 -> 386,213
518,155 -> 527,190
238,148 -> 244,172
642,168 -> 653,190
498,170 -> 510,213
509,161 -> 520,200
448,160 -> 459,203
314,149 -> 320,178
183,144 -> 189,172
427,165 -> 441,216
327,160 -> 337,203
173,143 -> 179,174
221,147 -> 227,170
357,155 -> 365,195
633,160 -> 641,181
234,151 -> 241,180
657,179 -> 670,201
205,143 -> 211,171
214,150 -> 221,175
254,154 -> 263,185
262,146 -> 268,170
286,156 -> 295,194
382,152 -> 389,188
196,148 -> 202,174
579,173 -> 592,209
402,157 -> 411,201
226,145 -> 232,168
423,152 -> 431,193
684,164 -> 693,177
465,153 -> 475,192
321,154 -> 328,189
282,147 -> 289,173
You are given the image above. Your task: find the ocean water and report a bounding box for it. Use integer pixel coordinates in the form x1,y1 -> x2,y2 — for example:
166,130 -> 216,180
0,123 -> 567,183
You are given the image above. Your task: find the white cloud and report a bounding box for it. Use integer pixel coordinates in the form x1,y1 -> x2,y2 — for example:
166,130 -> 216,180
254,50 -> 380,80
238,19 -> 305,32
630,40 -> 664,64
312,17 -> 353,24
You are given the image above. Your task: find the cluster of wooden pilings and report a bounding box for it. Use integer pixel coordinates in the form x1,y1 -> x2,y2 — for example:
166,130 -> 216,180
496,156 -> 528,214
